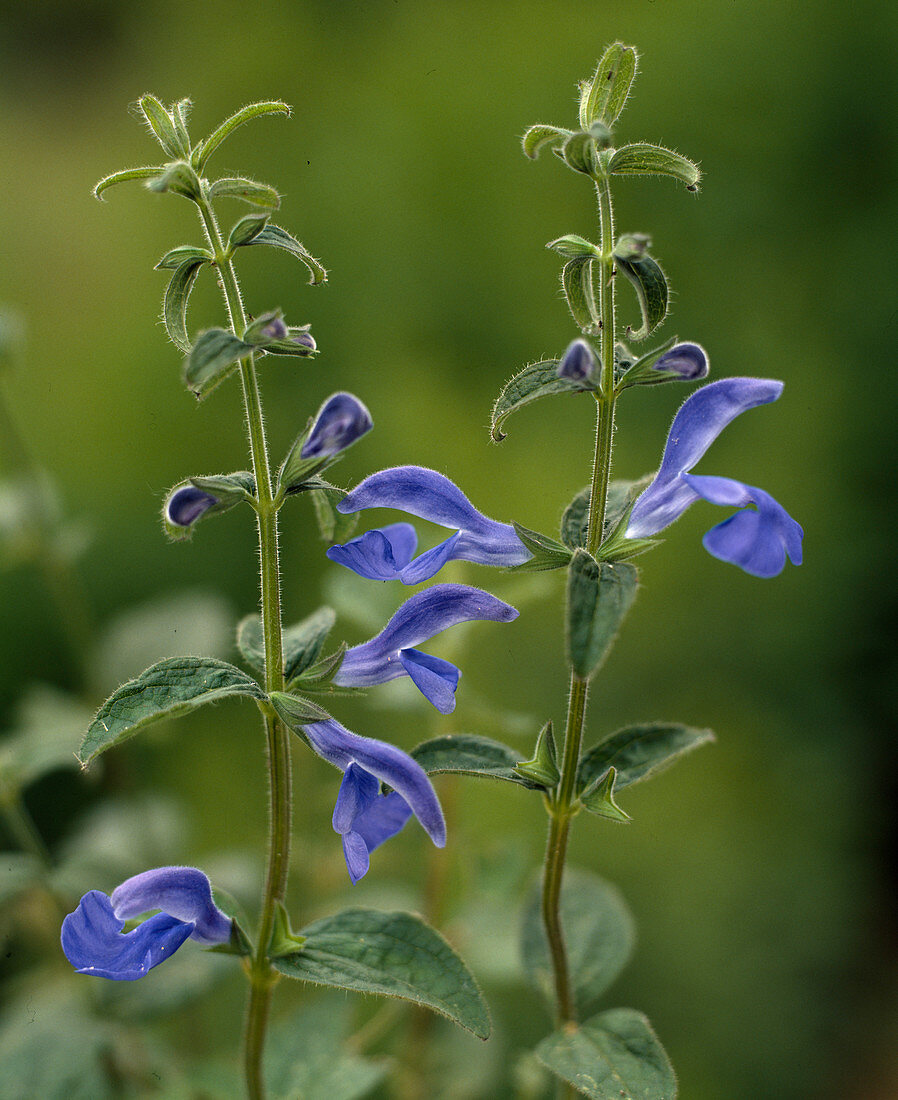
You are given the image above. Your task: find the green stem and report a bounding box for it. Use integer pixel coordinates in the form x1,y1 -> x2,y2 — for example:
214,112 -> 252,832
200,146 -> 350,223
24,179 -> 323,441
540,174 -> 617,1047
196,189 -> 291,1100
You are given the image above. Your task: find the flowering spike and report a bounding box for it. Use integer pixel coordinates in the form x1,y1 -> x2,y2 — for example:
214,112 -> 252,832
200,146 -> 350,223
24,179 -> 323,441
331,467 -> 530,582
334,583 -> 519,713
626,378 -> 803,577
61,867 -> 231,981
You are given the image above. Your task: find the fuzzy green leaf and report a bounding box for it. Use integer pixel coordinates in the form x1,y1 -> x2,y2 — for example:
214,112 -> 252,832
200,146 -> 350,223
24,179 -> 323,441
548,234 -> 599,259
93,166 -> 164,201
537,1008 -> 677,1100
567,552 -> 638,680
521,868 -> 635,1017
309,481 -> 359,543
283,607 -> 337,681
163,260 -> 204,353
274,908 -> 490,1039
490,360 -> 586,441
522,123 -> 571,159
146,161 -> 201,201
138,94 -> 184,158
245,225 -> 327,285
269,691 -> 332,728
580,43 -> 638,129
578,723 -> 715,793
80,657 -> 265,765
236,615 -> 265,675
615,254 -> 668,341
563,256 -> 600,332
184,329 -> 252,399
510,522 -> 573,573
193,101 -> 291,172
207,176 -> 282,209
227,212 -> 270,249
609,142 -> 700,190
155,245 -> 213,271
411,733 -> 540,788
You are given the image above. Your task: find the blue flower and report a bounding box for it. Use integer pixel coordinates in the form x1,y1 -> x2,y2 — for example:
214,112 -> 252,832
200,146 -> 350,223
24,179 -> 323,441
165,485 -> 218,528
303,718 -> 444,883
626,377 -> 803,577
327,466 -> 531,583
61,866 -> 231,981
301,392 -> 372,459
333,582 -> 519,712
557,338 -> 597,382
652,342 -> 709,380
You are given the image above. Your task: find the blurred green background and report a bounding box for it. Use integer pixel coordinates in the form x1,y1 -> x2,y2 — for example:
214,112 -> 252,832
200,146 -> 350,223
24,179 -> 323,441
1,1 -> 896,1097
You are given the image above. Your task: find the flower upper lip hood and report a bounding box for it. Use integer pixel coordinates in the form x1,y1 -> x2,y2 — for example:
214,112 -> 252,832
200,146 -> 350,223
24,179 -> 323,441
166,485 -> 218,527
333,583 -> 519,713
327,466 -> 531,584
60,866 -> 232,981
301,391 -> 372,460
303,718 -> 445,883
626,377 -> 803,578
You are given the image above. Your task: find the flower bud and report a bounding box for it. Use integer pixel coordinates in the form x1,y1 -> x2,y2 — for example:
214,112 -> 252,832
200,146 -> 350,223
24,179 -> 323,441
652,342 -> 709,380
301,392 -> 373,459
290,329 -> 316,351
557,338 -> 597,382
165,485 -> 218,527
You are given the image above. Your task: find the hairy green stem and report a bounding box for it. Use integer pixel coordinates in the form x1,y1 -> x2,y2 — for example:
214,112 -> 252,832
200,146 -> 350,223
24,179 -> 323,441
541,173 -> 617,1058
196,189 -> 291,1100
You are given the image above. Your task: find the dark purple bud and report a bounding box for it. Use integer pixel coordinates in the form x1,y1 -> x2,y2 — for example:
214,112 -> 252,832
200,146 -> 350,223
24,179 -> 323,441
557,338 -> 597,382
653,342 -> 709,380
301,392 -> 373,459
291,330 -> 316,351
165,485 -> 218,527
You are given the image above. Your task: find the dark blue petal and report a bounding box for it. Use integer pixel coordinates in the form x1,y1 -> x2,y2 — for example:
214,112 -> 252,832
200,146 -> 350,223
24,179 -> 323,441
166,486 -> 218,527
111,866 -> 231,946
335,584 -> 518,689
327,523 -> 418,580
352,791 -> 413,853
399,648 -> 461,714
333,765 -> 414,882
653,342 -> 709,380
332,762 -> 379,834
627,378 -> 784,537
397,532 -> 461,584
304,719 -> 446,847
685,474 -> 803,578
61,890 -> 194,981
557,338 -> 597,381
301,392 -> 373,459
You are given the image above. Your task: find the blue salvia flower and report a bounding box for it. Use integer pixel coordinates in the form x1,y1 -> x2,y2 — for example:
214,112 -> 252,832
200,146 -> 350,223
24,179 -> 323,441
626,377 -> 803,577
301,391 -> 372,459
304,718 -> 445,883
61,867 -> 231,981
165,485 -> 218,528
333,583 -> 519,713
327,466 -> 531,583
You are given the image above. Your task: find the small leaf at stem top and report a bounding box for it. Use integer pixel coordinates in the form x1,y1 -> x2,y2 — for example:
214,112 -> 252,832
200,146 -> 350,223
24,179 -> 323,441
579,43 -> 639,130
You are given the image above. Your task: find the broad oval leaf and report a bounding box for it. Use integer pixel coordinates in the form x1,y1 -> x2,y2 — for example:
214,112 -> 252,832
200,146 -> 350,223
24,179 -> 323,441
411,733 -> 540,788
522,123 -> 571,159
274,908 -> 490,1039
537,1007 -> 677,1100
155,245 -> 212,271
80,657 -> 265,765
561,130 -> 596,175
207,176 -> 281,209
163,260 -> 204,353
579,43 -> 638,129
578,722 -> 714,793
561,486 -> 591,551
490,360 -> 585,441
567,552 -> 638,680
563,256 -> 600,332
245,225 -> 327,285
521,868 -> 635,1017
284,607 -> 337,681
615,254 -> 668,341
184,329 -> 252,399
547,234 -> 598,259
227,212 -> 270,249
192,101 -> 291,172
609,142 -> 700,190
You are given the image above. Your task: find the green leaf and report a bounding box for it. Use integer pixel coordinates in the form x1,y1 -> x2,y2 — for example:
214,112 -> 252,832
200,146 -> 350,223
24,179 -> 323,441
561,487 -> 591,551
236,614 -> 265,675
562,479 -> 652,554
560,130 -> 597,175
609,142 -> 701,191
93,165 -> 163,201
245,225 -> 327,285
170,97 -> 193,153
490,360 -> 586,442
411,733 -> 540,788
579,766 -> 631,823
0,853 -> 41,905
537,1008 -> 677,1100
547,234 -> 599,259
207,176 -> 281,209
184,329 -> 252,399
192,101 -> 292,172
138,94 -> 184,158
163,260 -> 204,353
615,254 -> 669,341
277,429 -> 326,494
0,684 -> 93,794
567,552 -> 638,681
510,522 -> 573,573
578,722 -> 714,793
309,481 -> 359,543
146,160 -> 201,201
269,690 -> 332,728
283,607 -> 337,681
227,212 -> 270,249
289,643 -> 348,693
521,868 -> 635,1017
514,721 -> 560,787
273,908 -> 491,1039
522,123 -> 571,159
155,245 -> 213,271
562,256 -> 600,332
80,657 -> 265,765
189,471 -> 255,501
579,43 -> 639,129
267,900 -> 307,958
